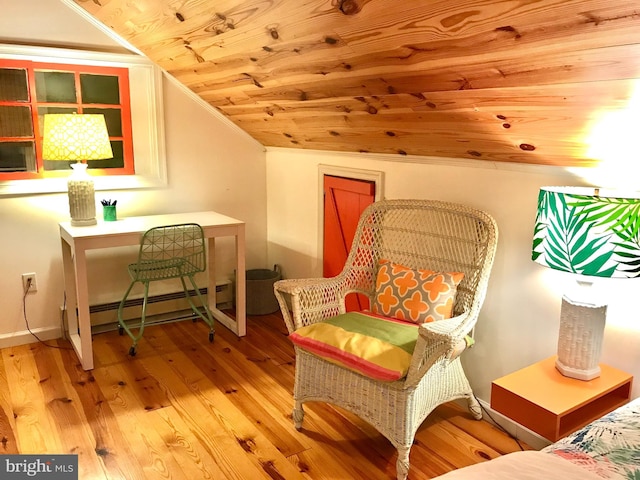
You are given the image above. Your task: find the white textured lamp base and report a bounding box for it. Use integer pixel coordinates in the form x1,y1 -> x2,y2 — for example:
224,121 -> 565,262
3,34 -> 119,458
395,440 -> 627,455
68,163 -> 97,227
556,296 -> 607,381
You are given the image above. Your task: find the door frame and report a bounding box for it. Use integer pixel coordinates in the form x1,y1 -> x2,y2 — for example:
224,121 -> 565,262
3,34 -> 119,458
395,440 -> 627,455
317,164 -> 384,276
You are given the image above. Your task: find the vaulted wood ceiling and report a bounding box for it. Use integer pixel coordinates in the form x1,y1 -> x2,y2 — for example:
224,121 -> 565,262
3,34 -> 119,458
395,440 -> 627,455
74,0 -> 640,168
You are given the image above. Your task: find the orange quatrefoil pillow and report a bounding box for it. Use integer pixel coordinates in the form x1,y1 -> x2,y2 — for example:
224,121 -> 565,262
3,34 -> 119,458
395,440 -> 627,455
371,259 -> 464,324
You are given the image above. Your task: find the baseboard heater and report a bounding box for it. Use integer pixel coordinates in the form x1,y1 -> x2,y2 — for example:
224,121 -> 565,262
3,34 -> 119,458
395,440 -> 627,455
86,279 -> 233,333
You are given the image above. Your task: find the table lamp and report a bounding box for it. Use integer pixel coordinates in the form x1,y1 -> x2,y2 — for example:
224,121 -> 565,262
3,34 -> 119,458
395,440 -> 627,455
42,113 -> 113,226
532,186 -> 640,380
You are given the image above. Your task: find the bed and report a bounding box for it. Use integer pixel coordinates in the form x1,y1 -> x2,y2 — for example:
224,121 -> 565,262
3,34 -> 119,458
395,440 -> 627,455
434,397 -> 640,479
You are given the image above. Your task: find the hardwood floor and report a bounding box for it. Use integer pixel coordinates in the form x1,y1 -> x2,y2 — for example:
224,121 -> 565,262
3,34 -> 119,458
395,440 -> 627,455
0,312 -> 528,479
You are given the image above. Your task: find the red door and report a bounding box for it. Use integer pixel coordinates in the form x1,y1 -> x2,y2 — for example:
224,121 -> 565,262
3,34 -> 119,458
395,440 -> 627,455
323,175 -> 375,311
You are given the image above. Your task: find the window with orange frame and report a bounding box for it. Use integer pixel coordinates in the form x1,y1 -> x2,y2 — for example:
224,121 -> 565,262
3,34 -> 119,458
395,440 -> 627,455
0,59 -> 134,180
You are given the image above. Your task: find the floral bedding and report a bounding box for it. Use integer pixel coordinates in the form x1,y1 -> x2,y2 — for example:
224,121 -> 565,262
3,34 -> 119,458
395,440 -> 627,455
434,398 -> 640,480
543,397 -> 640,479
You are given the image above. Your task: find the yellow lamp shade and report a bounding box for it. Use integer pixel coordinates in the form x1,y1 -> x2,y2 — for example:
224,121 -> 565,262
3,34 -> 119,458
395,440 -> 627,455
42,114 -> 113,161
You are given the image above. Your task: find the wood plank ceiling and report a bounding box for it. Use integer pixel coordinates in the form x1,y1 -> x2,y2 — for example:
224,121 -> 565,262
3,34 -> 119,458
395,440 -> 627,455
73,0 -> 640,168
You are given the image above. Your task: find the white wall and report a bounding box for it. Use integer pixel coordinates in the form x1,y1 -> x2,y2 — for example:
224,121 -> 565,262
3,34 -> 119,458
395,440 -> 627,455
265,148 -> 640,404
0,0 -> 267,346
5,0 -> 640,413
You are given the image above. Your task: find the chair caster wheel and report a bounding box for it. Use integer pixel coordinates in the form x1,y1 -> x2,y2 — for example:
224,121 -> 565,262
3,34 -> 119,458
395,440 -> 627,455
129,346 -> 136,356
119,326 -> 124,336
209,332 -> 214,342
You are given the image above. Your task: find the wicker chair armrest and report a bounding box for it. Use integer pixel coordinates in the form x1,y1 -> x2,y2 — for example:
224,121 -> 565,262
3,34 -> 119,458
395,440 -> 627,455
404,312 -> 472,387
274,276 -> 350,333
418,312 -> 472,339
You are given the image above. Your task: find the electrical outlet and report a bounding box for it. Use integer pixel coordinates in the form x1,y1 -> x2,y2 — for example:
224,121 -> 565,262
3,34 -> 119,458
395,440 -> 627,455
22,273 -> 37,293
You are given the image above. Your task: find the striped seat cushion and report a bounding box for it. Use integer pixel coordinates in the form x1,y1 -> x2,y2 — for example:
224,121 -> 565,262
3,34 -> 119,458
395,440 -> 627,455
289,311 -> 419,381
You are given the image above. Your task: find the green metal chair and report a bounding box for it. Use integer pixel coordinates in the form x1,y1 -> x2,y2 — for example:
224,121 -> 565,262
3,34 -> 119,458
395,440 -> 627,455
117,223 -> 215,356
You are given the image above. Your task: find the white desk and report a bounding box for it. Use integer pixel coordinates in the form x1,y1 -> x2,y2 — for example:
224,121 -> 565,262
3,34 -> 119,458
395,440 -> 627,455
59,211 -> 246,370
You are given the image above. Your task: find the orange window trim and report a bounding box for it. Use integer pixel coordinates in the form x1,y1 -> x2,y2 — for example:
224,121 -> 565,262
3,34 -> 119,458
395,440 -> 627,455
0,59 -> 134,180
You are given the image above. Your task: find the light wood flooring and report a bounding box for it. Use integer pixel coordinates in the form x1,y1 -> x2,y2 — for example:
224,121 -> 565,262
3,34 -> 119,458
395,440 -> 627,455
0,311 -> 528,479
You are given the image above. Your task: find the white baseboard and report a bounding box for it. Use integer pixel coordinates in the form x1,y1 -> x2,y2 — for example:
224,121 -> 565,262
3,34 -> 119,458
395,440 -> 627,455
0,326 -> 63,349
456,397 -> 551,450
2,285 -> 233,351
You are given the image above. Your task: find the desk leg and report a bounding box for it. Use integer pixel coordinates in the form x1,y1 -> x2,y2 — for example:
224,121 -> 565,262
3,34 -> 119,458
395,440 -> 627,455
235,224 -> 246,336
206,237 -> 234,333
61,238 -> 77,341
206,229 -> 246,337
207,237 -> 217,309
61,239 -> 94,370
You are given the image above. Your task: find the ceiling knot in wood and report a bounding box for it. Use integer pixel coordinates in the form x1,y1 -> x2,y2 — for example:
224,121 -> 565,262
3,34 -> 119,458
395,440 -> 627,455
266,24 -> 280,39
335,0 -> 372,15
241,73 -> 263,88
458,78 -> 472,90
236,437 -> 256,452
95,448 -> 110,457
495,25 -> 522,39
496,114 -> 511,128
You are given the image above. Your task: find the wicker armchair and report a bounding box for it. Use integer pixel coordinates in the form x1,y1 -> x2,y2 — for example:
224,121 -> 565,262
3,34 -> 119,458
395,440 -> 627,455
274,199 -> 498,480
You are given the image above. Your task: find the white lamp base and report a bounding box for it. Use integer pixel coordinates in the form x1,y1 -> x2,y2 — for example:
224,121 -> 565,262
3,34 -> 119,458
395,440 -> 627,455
68,162 -> 97,227
556,296 -> 607,381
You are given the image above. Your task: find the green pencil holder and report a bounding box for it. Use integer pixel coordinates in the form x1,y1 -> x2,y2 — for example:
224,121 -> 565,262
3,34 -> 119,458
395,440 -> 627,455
103,205 -> 117,221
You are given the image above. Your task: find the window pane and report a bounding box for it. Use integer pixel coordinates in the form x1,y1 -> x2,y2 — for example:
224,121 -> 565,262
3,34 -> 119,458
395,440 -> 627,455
0,68 -> 28,102
0,106 -> 33,137
43,159 -> 73,171
80,74 -> 120,104
37,106 -> 78,137
38,106 -> 78,115
84,107 -> 122,136
0,141 -> 36,172
35,71 -> 77,103
88,140 -> 123,169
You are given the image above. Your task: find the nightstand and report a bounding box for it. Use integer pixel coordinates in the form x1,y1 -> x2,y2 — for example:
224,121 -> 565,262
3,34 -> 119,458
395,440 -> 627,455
491,356 -> 632,442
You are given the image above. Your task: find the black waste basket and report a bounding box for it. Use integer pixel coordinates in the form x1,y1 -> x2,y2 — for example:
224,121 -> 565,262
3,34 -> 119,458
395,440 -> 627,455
246,265 -> 281,315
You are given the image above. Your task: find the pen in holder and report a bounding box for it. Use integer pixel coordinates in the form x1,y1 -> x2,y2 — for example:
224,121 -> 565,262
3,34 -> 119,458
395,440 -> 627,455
101,199 -> 117,221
